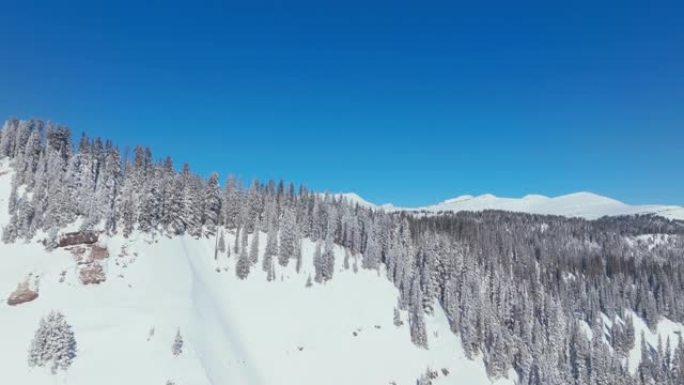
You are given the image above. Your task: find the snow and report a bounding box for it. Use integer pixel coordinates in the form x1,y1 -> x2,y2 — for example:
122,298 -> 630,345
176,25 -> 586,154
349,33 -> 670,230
0,161 -> 507,385
627,311 -> 684,374
346,191 -> 684,221
324,192 -> 379,209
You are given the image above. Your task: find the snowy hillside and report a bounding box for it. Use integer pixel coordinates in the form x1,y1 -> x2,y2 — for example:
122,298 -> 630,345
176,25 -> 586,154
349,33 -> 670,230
342,192 -> 684,220
0,161 -> 504,385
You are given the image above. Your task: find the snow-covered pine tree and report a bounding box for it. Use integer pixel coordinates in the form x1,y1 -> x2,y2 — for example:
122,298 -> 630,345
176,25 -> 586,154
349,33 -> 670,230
262,208 -> 278,273
322,234 -> 335,281
28,310 -> 77,374
172,328 -> 184,356
218,230 -> 226,253
222,175 -> 240,229
408,275 -> 428,349
98,145 -> 122,233
0,118 -> 18,157
249,230 -> 259,265
294,234 -> 303,273
236,244 -> 251,280
203,172 -> 221,236
393,307 -> 403,326
266,256 -> 276,281
313,240 -> 324,283
278,206 -> 297,266
362,218 -> 381,270
164,173 -> 187,234
181,164 -> 202,237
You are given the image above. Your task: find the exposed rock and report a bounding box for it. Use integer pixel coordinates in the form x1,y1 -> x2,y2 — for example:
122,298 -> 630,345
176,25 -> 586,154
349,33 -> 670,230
79,263 -> 106,285
89,245 -> 109,261
58,230 -> 98,248
66,245 -> 87,258
67,244 -> 109,264
7,282 -> 39,306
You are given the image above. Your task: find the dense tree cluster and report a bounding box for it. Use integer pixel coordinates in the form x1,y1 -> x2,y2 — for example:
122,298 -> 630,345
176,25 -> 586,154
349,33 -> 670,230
4,118 -> 684,384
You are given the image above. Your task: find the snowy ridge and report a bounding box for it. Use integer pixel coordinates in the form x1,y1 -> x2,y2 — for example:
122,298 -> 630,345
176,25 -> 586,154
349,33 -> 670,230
347,191 -> 684,220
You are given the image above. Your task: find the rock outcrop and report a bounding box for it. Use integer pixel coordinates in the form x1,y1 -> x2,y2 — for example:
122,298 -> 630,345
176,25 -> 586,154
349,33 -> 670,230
58,230 -> 98,248
7,281 -> 39,306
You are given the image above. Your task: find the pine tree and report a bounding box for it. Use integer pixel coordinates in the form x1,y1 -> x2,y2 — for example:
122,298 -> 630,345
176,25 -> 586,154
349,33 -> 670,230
98,146 -> 122,233
222,175 -> 240,229
313,240 -> 324,283
0,118 -> 18,157
322,235 -> 335,281
409,275 -> 428,348
28,310 -> 77,374
295,235 -> 303,273
218,230 -> 226,253
263,217 -> 278,273
266,257 -> 276,282
203,172 -> 221,236
172,329 -> 184,356
278,206 -> 297,266
236,243 -> 251,280
362,219 -> 381,270
165,174 -> 187,234
394,307 -> 403,326
249,231 -> 260,265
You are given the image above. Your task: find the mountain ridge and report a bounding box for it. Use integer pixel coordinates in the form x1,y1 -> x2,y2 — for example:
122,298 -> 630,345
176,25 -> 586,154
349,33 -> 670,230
335,191 -> 684,220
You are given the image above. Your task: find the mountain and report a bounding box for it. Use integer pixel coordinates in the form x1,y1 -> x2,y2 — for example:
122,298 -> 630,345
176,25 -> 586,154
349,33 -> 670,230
2,118 -> 684,385
343,192 -> 684,220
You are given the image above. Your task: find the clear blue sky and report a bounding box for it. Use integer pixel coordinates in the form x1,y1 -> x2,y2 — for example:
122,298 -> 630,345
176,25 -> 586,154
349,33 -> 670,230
1,1 -> 682,206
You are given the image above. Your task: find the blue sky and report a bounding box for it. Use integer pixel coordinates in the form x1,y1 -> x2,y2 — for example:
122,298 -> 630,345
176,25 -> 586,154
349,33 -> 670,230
1,1 -> 682,206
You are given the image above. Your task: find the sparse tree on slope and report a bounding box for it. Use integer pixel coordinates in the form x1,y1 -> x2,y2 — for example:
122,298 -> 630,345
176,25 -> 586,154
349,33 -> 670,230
236,242 -> 251,280
172,329 -> 184,356
28,310 -> 77,374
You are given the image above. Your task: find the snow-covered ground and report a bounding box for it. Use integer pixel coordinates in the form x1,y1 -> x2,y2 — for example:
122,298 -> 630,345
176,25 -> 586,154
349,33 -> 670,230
0,162 -> 507,385
335,192 -> 684,220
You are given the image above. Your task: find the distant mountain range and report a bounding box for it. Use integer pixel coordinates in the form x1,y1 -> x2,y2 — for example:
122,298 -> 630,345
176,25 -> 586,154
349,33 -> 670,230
334,192 -> 684,220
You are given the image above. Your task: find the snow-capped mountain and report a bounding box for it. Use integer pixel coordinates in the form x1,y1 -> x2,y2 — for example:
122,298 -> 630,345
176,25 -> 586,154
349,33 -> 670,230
337,192 -> 684,220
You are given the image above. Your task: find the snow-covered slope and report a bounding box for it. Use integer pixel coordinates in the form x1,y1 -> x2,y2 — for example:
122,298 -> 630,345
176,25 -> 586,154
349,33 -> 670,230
0,162 -> 507,385
348,192 -> 684,221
